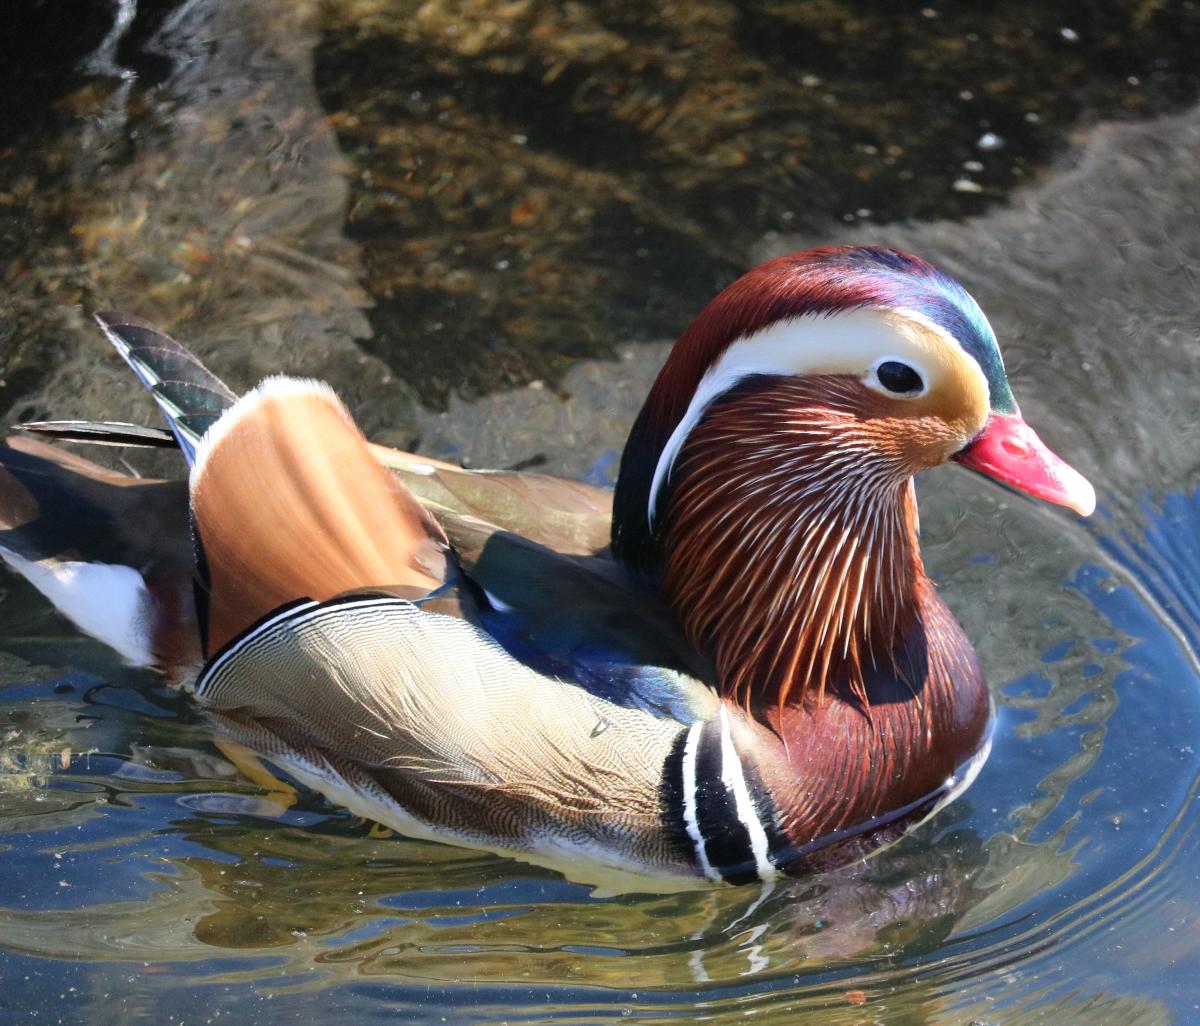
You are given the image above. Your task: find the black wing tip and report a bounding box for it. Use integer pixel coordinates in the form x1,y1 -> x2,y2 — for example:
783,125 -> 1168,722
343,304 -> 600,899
13,420 -> 181,449
93,310 -> 164,333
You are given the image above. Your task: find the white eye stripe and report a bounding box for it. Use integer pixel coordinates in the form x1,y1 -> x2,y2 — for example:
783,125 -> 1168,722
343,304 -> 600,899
646,308 -> 963,525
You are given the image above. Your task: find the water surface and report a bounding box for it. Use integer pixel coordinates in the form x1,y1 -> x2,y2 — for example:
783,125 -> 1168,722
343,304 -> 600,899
1,2 -> 1198,1023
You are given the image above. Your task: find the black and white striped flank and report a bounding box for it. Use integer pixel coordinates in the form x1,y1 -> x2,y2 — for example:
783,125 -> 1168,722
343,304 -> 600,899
664,707 -> 790,884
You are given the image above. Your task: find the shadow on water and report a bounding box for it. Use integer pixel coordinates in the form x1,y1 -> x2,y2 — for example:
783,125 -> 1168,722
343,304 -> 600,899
3,0 -> 1200,411
312,0 -> 1200,403
2,1 -> 1200,1024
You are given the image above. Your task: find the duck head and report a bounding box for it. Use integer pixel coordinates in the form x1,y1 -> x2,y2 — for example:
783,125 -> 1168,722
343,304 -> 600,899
612,245 -> 1094,711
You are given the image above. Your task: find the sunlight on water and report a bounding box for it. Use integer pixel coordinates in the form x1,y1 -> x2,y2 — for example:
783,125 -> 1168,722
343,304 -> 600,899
2,1 -> 1199,1024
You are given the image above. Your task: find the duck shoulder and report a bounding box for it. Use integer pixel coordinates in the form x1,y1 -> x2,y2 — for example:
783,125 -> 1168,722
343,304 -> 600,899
371,447 -> 613,560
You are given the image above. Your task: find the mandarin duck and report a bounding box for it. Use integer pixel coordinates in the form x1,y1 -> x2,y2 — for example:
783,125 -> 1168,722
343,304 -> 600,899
0,247 -> 1094,887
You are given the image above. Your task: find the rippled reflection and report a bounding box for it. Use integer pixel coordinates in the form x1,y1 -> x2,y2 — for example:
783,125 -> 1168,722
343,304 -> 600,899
2,0 -> 1200,1024
2,448 -> 1196,1024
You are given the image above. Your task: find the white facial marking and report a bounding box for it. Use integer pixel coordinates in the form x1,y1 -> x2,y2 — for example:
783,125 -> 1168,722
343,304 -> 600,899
648,308 -> 968,524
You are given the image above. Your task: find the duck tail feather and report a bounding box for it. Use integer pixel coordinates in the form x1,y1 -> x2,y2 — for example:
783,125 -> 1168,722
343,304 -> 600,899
14,419 -> 181,449
93,311 -> 237,465
0,438 -> 198,671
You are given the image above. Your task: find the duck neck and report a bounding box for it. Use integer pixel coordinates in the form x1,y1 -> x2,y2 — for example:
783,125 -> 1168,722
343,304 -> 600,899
657,378 -> 926,712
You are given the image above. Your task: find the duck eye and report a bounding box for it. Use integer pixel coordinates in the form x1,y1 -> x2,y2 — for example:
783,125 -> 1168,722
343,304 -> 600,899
875,360 -> 924,395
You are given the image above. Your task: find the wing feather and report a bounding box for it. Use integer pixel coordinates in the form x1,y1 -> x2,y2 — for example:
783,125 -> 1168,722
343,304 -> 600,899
94,311 -> 237,463
190,378 -> 450,651
373,448 -> 612,559
196,594 -> 685,866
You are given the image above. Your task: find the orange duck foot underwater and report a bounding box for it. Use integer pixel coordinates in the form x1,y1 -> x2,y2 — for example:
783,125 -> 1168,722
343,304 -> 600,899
0,246 -> 1095,888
